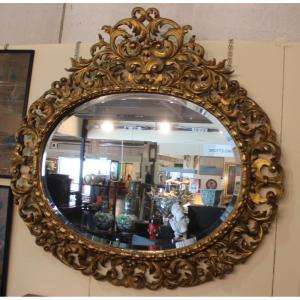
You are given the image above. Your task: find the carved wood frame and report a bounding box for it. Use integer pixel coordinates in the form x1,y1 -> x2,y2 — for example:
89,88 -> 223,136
10,7 -> 283,289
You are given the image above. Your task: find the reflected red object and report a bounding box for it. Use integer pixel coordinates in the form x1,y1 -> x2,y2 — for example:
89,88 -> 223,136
147,219 -> 160,250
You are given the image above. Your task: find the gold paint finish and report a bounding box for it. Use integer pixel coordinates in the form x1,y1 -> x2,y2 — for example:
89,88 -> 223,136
10,7 -> 283,289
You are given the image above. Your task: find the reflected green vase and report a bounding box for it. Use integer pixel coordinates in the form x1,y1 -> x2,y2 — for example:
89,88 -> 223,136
116,213 -> 137,232
94,211 -> 114,230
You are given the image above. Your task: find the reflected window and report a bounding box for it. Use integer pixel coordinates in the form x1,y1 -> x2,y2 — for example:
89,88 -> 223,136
58,157 -> 80,191
83,158 -> 111,177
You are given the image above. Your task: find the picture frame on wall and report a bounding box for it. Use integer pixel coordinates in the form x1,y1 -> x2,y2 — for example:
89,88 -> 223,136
0,186 -> 13,296
0,50 -> 34,178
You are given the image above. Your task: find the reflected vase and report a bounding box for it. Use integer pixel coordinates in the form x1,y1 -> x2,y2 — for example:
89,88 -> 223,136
116,182 -> 140,232
154,193 -> 179,225
116,213 -> 137,232
124,181 -> 141,216
94,211 -> 114,231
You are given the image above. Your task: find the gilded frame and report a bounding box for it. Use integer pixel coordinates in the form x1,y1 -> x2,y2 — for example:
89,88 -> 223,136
10,7 -> 283,289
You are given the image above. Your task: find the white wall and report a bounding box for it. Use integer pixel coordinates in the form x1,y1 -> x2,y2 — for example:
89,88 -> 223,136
61,3 -> 300,43
272,44 -> 300,296
0,39 -> 297,296
0,4 -> 63,45
2,4 -> 300,45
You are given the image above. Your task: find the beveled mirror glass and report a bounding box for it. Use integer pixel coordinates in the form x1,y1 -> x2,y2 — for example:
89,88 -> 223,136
11,7 -> 283,289
42,93 -> 241,251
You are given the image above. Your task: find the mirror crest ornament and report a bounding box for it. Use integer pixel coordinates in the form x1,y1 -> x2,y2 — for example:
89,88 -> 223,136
10,7 -> 283,289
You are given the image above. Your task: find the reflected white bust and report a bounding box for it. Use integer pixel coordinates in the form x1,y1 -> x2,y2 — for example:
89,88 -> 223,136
169,202 -> 189,240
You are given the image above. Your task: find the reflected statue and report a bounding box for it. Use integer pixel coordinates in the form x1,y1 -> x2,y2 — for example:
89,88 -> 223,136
169,202 -> 189,241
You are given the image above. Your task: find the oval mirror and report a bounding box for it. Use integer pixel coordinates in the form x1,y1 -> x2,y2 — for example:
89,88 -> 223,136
42,93 -> 240,250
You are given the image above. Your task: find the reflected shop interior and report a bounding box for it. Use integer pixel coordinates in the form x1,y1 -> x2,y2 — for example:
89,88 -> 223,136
42,93 -> 241,251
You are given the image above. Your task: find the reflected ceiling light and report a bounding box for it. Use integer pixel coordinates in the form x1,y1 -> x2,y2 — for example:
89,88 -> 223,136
101,120 -> 114,132
158,121 -> 171,134
219,130 -> 224,134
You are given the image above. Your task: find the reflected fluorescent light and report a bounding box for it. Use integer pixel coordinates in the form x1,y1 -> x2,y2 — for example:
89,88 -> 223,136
158,121 -> 171,134
219,130 -> 223,134
101,121 -> 114,132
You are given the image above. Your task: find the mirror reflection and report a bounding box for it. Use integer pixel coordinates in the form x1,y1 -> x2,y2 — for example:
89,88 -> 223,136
42,93 -> 241,250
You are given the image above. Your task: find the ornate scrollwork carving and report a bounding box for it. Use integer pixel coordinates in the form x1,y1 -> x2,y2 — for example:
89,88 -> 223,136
10,7 -> 283,289
67,6 -> 231,94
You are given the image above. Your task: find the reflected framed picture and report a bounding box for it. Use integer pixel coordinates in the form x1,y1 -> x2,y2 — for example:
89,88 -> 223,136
149,143 -> 157,162
183,155 -> 192,169
0,186 -> 13,296
224,163 -> 238,197
124,163 -> 133,180
0,50 -> 34,177
110,160 -> 119,180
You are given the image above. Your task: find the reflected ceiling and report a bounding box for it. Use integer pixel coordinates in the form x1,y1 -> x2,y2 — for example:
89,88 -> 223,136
74,95 -> 212,123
